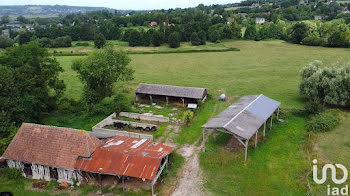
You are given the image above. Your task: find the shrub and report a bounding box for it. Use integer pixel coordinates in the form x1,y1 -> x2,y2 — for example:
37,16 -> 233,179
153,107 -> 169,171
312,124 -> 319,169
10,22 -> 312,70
94,33 -> 106,49
75,42 -> 90,47
183,110 -> 194,125
1,167 -> 23,180
190,32 -> 200,46
198,30 -> 207,45
301,37 -> 327,46
168,32 -> 181,48
299,61 -> 350,106
0,35 -> 14,49
304,101 -> 324,115
306,109 -> 340,132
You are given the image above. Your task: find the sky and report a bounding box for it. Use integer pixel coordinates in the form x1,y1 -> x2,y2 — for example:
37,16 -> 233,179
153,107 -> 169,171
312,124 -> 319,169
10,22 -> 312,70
0,0 -> 239,10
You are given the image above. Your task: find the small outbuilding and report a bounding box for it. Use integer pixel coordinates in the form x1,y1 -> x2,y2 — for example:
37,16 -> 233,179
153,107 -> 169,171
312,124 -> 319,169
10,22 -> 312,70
135,83 -> 207,106
202,94 -> 280,161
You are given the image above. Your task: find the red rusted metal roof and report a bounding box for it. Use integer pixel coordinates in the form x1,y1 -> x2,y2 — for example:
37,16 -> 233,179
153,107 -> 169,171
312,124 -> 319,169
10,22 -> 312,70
75,136 -> 174,180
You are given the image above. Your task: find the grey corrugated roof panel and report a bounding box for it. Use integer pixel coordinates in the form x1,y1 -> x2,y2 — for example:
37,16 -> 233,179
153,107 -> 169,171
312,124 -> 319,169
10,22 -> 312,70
246,95 -> 281,121
135,83 -> 207,100
202,95 -> 259,128
224,110 -> 266,139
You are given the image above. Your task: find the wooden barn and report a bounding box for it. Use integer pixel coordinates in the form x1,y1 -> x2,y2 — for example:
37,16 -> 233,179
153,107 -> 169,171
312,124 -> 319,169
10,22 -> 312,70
1,123 -> 174,194
135,83 -> 208,106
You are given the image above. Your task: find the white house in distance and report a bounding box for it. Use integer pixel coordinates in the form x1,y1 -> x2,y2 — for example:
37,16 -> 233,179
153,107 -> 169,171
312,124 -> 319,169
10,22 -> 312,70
255,18 -> 265,24
314,15 -> 322,20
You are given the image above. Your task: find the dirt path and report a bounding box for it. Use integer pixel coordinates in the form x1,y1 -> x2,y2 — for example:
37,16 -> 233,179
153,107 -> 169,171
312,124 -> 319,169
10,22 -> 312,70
171,144 -> 207,196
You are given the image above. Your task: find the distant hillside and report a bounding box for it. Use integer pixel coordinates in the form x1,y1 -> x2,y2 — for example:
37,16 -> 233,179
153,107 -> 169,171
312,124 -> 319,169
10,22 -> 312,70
0,5 -> 121,17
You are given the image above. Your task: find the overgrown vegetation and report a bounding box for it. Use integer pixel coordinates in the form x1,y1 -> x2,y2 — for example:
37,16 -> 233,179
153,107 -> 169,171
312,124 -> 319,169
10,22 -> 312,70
306,109 -> 341,132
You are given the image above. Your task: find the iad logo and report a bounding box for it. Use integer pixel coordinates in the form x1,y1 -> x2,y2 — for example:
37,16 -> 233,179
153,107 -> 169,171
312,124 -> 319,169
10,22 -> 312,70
313,159 -> 349,195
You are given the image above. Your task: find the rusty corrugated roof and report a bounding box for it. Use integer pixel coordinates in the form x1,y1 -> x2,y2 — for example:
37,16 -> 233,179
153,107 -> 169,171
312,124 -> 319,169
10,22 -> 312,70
75,136 -> 174,180
2,123 -> 102,170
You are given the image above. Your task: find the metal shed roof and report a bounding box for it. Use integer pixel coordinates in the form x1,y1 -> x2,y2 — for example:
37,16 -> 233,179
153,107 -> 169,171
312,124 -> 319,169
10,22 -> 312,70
202,95 -> 280,140
75,136 -> 174,180
135,83 -> 207,100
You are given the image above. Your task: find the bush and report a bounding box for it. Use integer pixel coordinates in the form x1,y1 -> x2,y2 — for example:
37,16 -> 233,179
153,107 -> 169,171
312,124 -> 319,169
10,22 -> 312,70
1,167 -> 23,180
53,36 -> 72,48
0,35 -> 14,49
301,37 -> 327,46
198,30 -> 207,45
183,110 -> 194,125
306,109 -> 340,132
94,33 -> 106,49
75,42 -> 90,47
168,32 -> 180,48
299,61 -> 350,106
190,32 -> 200,46
304,101 -> 324,115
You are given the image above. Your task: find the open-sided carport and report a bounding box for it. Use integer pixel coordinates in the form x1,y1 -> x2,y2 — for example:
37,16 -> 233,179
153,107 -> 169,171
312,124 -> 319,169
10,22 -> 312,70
202,94 -> 281,161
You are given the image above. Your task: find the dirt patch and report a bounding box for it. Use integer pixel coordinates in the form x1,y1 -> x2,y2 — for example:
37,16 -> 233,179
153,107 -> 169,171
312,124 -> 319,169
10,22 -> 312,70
171,144 -> 208,196
225,135 -> 244,150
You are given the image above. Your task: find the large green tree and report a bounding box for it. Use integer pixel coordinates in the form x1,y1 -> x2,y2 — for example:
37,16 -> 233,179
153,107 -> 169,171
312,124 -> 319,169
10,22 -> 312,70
72,46 -> 134,104
0,42 -> 65,124
291,22 -> 308,44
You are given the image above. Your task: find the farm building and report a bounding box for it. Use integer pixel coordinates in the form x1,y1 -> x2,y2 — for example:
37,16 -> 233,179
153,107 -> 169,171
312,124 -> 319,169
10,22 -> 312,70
202,94 -> 280,161
1,123 -> 174,194
135,83 -> 208,106
76,136 -> 173,194
1,123 -> 101,184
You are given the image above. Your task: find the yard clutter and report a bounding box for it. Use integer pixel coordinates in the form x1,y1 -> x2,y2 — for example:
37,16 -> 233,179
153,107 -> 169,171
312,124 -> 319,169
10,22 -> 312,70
202,94 -> 281,161
1,123 -> 174,194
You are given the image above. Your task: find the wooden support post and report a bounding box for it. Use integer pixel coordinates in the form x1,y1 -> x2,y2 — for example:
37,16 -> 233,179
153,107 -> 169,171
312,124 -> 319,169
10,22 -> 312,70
277,107 -> 280,120
166,96 -> 169,105
270,114 -> 273,130
166,155 -> 169,170
245,140 -> 249,161
263,121 -> 266,137
255,131 -> 258,148
202,128 -> 206,152
98,173 -> 102,188
122,176 -> 125,193
152,184 -> 154,196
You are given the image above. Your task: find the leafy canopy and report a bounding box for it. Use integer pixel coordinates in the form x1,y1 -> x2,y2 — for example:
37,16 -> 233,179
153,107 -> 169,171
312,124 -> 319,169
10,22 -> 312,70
72,46 -> 134,104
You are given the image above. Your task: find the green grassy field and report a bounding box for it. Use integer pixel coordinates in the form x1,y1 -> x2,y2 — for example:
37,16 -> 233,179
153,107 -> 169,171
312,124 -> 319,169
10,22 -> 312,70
56,40 -> 350,108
